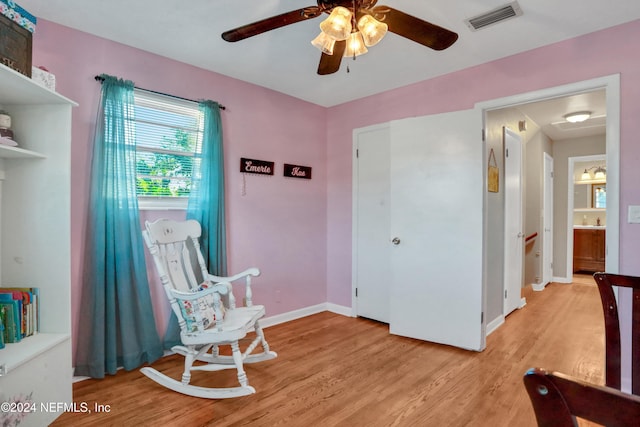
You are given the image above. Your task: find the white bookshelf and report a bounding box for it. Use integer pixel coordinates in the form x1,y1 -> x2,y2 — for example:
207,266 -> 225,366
0,141 -> 47,159
0,64 -> 76,427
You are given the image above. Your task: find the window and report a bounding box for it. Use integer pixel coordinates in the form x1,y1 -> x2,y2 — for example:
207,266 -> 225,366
133,89 -> 203,209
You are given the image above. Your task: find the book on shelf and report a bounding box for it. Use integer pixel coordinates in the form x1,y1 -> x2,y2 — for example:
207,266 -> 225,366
0,305 -> 5,348
0,287 -> 39,343
0,299 -> 20,343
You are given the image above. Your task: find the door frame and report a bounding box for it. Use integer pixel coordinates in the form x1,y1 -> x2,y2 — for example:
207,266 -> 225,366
566,154 -> 607,278
478,74 -> 620,282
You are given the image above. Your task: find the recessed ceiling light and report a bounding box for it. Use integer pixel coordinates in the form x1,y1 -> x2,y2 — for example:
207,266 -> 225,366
564,111 -> 592,123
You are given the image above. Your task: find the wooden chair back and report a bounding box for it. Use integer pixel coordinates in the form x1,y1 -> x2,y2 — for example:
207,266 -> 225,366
593,272 -> 640,394
523,367 -> 640,427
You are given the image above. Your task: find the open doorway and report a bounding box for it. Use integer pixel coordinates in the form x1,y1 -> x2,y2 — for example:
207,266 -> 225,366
515,90 -> 608,286
479,75 -> 619,333
568,155 -> 607,281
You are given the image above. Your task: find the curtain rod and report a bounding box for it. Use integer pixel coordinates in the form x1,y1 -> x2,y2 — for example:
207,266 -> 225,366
94,75 -> 226,110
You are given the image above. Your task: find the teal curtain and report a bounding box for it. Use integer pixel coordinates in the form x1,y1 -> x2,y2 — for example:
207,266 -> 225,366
187,101 -> 228,276
164,100 -> 227,348
75,75 -> 163,378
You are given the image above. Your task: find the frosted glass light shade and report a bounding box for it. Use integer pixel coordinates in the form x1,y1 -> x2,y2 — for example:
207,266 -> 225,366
320,6 -> 352,41
564,111 -> 591,123
311,31 -> 336,54
358,14 -> 387,46
594,167 -> 606,179
344,32 -> 368,57
581,169 -> 591,180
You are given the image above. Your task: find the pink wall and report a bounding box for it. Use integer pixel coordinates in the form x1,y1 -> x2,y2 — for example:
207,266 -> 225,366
31,20 -> 328,360
326,19 -> 640,306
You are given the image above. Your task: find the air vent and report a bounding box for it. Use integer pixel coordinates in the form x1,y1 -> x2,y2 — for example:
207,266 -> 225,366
465,1 -> 523,31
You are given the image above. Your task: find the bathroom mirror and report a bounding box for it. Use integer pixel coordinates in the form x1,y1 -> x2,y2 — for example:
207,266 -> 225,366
592,184 -> 606,209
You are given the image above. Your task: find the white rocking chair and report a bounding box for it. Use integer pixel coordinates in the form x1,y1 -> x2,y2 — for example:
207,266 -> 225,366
141,218 -> 277,398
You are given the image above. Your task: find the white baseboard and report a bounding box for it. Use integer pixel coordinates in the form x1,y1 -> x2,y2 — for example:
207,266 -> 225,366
486,315 -> 505,336
326,302 -> 353,317
553,276 -> 572,284
519,297 -> 527,309
261,302 -> 352,328
532,282 -> 546,292
260,303 -> 326,328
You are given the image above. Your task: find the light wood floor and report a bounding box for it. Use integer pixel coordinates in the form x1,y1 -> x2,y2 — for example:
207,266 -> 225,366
53,280 -> 604,427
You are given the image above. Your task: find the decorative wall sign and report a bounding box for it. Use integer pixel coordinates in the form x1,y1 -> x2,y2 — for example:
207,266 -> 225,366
240,157 -> 274,175
284,163 -> 312,179
487,148 -> 499,192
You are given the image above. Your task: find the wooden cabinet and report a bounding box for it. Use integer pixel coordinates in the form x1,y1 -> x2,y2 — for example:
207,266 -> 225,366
573,228 -> 606,273
0,64 -> 75,426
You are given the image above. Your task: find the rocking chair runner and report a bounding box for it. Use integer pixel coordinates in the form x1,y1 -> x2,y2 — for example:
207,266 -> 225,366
141,218 -> 277,398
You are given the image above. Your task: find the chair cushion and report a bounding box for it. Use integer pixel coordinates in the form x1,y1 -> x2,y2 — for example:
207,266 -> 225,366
181,305 -> 266,345
178,282 -> 226,332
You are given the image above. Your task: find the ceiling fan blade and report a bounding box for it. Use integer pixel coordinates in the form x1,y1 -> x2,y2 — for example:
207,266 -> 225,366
375,6 -> 458,51
317,40 -> 346,75
222,7 -> 321,42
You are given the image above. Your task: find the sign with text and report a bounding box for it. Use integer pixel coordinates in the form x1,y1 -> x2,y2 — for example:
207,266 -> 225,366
284,163 -> 312,180
240,157 -> 274,175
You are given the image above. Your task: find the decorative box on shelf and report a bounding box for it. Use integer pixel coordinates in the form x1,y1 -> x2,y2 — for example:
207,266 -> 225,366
0,0 -> 36,33
31,66 -> 55,91
0,16 -> 31,77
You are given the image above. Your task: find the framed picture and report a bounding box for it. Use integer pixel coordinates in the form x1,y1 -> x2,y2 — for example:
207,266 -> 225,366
488,148 -> 499,192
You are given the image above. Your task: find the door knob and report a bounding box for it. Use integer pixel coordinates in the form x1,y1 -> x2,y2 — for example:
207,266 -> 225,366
392,237 -> 401,245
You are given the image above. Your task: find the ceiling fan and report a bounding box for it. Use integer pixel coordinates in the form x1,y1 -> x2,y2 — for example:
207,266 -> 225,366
222,0 -> 459,75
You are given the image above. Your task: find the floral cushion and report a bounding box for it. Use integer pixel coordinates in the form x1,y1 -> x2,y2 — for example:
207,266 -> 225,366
178,282 -> 226,332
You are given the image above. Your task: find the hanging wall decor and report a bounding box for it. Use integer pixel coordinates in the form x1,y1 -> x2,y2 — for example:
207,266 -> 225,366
488,148 -> 499,192
240,157 -> 274,175
283,163 -> 312,180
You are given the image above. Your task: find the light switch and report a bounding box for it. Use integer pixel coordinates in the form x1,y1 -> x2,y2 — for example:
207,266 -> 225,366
629,205 -> 640,224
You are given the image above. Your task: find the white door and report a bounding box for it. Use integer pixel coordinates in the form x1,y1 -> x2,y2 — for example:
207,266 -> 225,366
503,128 -> 523,316
353,124 -> 391,323
389,109 -> 485,351
542,153 -> 554,286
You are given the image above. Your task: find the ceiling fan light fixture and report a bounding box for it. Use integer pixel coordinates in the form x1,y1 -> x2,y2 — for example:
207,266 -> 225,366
311,31 -> 336,54
358,14 -> 388,47
564,111 -> 592,123
344,31 -> 368,58
319,6 -> 352,41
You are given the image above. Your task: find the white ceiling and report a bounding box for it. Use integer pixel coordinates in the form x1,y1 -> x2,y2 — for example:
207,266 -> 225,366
19,0 -> 640,109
